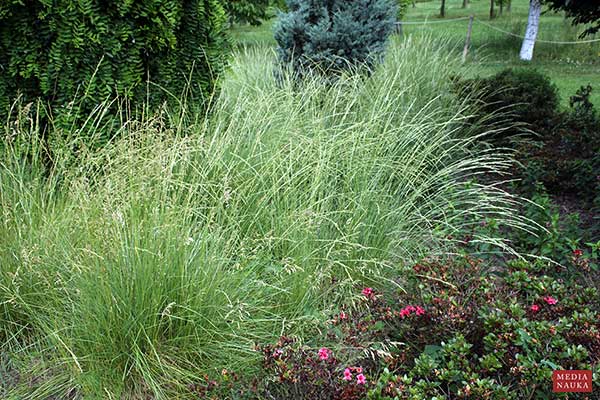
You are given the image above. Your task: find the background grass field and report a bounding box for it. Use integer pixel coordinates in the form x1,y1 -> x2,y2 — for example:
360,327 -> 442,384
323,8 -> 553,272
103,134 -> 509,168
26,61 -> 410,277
231,0 -> 600,107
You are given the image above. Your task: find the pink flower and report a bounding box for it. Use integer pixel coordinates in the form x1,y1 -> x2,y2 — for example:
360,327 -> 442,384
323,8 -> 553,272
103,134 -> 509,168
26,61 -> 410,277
573,249 -> 583,257
343,368 -> 352,381
356,374 -> 367,385
355,366 -> 363,374
400,305 -> 422,318
318,347 -> 330,361
362,287 -> 374,297
339,311 -> 347,320
530,304 -> 540,312
543,296 -> 558,305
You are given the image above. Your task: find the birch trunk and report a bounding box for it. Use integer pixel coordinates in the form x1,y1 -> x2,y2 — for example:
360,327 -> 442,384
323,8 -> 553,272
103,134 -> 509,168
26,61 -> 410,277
462,0 -> 468,9
519,0 -> 542,61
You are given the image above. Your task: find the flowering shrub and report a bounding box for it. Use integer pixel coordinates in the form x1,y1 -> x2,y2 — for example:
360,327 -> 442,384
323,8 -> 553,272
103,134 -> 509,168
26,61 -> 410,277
256,336 -> 369,399
368,335 -> 514,400
251,255 -> 598,399
379,257 -> 494,359
190,255 -> 598,399
367,257 -> 600,399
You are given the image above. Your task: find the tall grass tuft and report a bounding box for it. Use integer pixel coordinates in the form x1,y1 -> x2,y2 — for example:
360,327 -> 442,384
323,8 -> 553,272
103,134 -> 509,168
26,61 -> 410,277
1,36 -> 525,398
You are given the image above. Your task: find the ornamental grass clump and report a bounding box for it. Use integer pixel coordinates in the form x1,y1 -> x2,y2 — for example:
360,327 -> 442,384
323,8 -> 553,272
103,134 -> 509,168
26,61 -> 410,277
1,37 -> 526,398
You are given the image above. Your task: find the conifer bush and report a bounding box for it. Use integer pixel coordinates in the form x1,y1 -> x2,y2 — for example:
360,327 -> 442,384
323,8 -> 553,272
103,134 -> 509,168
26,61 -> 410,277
274,0 -> 397,76
0,0 -> 229,121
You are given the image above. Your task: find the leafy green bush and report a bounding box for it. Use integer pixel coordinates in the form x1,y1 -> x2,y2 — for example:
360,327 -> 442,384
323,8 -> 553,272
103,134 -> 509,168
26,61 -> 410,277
225,0 -> 270,25
0,0 -> 229,122
511,187 -> 585,264
274,0 -> 397,76
466,183 -> 598,269
461,68 -> 560,140
517,85 -> 600,204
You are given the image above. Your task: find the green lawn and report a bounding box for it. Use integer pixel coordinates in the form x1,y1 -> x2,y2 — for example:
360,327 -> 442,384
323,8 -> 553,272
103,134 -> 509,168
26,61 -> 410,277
231,0 -> 600,107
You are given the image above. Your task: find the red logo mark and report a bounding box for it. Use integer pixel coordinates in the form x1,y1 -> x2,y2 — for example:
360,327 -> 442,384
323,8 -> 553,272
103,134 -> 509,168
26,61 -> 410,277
552,370 -> 592,393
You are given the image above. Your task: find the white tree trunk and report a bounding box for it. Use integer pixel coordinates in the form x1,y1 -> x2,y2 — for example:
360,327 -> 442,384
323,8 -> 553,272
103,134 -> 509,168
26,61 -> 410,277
519,0 -> 542,61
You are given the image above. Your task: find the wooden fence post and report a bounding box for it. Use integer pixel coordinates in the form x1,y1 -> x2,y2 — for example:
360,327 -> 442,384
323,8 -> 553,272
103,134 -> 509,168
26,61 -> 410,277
462,15 -> 474,63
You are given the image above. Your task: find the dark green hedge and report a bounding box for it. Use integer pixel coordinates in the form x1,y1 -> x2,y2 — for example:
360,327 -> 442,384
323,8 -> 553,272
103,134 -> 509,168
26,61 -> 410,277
0,0 -> 229,118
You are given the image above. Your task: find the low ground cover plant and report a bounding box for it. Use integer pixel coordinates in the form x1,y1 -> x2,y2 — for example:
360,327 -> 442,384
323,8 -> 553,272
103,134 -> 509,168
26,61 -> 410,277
193,255 -> 599,399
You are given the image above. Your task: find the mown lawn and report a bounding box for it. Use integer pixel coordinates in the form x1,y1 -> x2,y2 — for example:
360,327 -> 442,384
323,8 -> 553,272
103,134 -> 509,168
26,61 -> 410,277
231,0 -> 600,107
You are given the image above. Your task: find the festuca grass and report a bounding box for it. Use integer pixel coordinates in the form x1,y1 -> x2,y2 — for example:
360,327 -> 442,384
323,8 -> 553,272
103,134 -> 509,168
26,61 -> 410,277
1,37 -> 526,399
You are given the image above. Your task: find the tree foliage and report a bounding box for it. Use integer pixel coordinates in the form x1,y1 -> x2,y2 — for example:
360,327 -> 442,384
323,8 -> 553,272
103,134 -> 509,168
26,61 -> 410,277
225,0 -> 270,25
0,0 -> 229,118
398,0 -> 412,19
543,0 -> 600,37
274,0 -> 397,76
